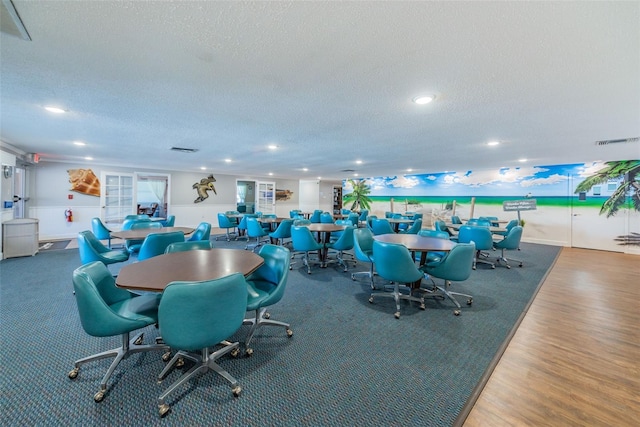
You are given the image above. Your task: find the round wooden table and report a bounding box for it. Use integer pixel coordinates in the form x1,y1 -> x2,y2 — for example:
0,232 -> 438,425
115,248 -> 264,292
373,233 -> 455,265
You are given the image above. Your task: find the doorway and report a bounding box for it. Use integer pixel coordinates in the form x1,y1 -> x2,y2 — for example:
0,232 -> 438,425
236,180 -> 255,213
136,173 -> 170,218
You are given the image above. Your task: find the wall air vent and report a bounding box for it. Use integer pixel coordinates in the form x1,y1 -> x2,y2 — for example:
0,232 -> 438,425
170,147 -> 199,153
594,137 -> 639,146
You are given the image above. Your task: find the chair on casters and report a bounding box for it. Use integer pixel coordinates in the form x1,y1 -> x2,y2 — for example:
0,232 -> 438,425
68,261 -> 169,402
243,245 -> 293,356
125,221 -> 161,253
309,210 -> 323,223
165,240 -> 214,253
420,242 -> 476,315
370,240 -> 426,319
325,225 -> 356,272
160,215 -> 175,227
244,217 -> 269,251
269,219 -> 294,246
290,225 -> 324,274
137,231 -> 185,261
457,225 -> 495,269
187,222 -> 211,242
371,218 -> 395,235
91,218 -> 113,248
351,228 -> 376,289
493,225 -> 523,268
216,213 -> 238,241
400,219 -> 422,234
156,273 -> 248,418
320,212 -> 334,223
77,230 -> 129,266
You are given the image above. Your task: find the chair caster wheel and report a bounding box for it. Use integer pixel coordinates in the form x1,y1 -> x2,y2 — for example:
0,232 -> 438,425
94,390 -> 105,402
159,404 -> 171,417
263,312 -> 270,319
175,357 -> 185,368
519,263 -> 523,267
394,312 -> 400,319
245,347 -> 253,357
454,310 -> 461,316
162,351 -> 172,362
68,368 -> 79,379
134,334 -> 144,345
467,298 -> 473,305
286,328 -> 293,337
506,265 -> 511,269
232,385 -> 242,397
472,266 -> 476,270
491,265 -> 495,269
368,296 -> 374,303
419,303 -> 425,310
230,348 -> 240,358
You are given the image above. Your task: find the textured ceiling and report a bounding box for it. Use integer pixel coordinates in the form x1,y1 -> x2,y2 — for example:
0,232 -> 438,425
1,1 -> 638,180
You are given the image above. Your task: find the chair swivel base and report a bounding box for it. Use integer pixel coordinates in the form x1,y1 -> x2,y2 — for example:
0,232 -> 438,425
473,251 -> 495,270
68,331 -> 169,403
215,229 -> 238,241
495,249 -> 523,269
419,280 -> 473,316
369,283 -> 425,319
157,341 -> 242,417
242,307 -> 293,356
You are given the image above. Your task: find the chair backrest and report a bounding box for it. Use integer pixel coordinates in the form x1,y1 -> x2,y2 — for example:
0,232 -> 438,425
77,230 -> 110,261
347,213 -> 360,226
331,225 -> 355,250
466,218 -> 491,227
366,215 -> 378,230
246,217 -> 267,238
270,219 -> 293,238
358,209 -> 369,221
309,210 -> 322,223
402,219 -> 422,234
247,244 -> 291,306
238,214 -> 258,230
418,229 -> 449,239
426,242 -> 475,282
371,218 -> 394,235
121,218 -> 151,230
159,273 -> 248,351
372,241 -> 424,283
124,214 -> 150,220
164,240 -> 214,253
187,222 -> 212,241
341,208 -> 351,215
162,215 -> 176,227
451,215 -> 462,224
505,219 -> 519,232
72,261 -> 149,337
385,211 -> 394,218
353,228 -> 374,261
91,218 -> 111,240
289,209 -> 301,218
412,213 -> 423,220
457,225 -> 493,250
293,219 -> 311,226
138,231 -> 185,261
217,212 -> 235,228
291,226 -> 321,251
495,225 -> 523,250
320,212 -> 334,223
434,220 -> 449,233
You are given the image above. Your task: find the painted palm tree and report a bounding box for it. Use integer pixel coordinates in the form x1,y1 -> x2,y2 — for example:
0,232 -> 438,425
343,179 -> 372,211
574,160 -> 640,218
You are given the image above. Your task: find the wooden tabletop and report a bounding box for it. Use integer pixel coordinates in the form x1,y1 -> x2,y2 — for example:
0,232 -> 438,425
111,226 -> 195,240
445,223 -> 506,233
115,248 -> 264,292
258,217 -> 288,224
305,223 -> 347,233
373,233 -> 455,252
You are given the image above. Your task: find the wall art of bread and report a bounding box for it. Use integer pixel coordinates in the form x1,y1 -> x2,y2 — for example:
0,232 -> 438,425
67,168 -> 101,196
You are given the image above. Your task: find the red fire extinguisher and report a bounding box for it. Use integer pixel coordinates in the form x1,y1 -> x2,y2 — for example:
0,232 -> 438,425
65,208 -> 73,222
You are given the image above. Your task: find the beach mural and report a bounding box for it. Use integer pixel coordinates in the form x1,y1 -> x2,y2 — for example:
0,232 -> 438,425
344,160 -> 640,253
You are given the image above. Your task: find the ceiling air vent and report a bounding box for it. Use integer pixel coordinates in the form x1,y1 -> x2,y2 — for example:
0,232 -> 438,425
170,147 -> 199,153
340,169 -> 356,173
594,137 -> 639,146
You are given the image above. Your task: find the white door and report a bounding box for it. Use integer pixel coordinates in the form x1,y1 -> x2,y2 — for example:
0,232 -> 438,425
256,181 -> 276,215
570,174 -> 626,252
100,172 -> 135,225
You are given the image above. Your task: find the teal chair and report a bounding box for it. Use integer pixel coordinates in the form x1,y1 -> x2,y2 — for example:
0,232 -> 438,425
91,217 -> 113,248
216,213 -> 238,241
156,273 -> 248,417
370,240 -> 426,319
237,214 -> 258,240
187,222 -> 211,242
68,261 -> 169,402
451,215 -> 462,224
325,225 -> 356,272
164,240 -> 214,253
269,219 -> 294,246
290,226 -> 324,274
493,219 -> 519,237
309,210 -> 322,223
77,230 -> 129,266
493,226 -> 523,268
320,212 -> 334,223
358,209 -> 369,226
289,209 -> 302,218
124,214 -> 150,220
466,218 -> 491,227
124,220 -> 161,253
421,242 -> 476,315
400,219 -> 422,234
417,229 -> 449,263
351,228 -> 376,289
457,225 -> 495,269
371,218 -> 395,235
244,217 -> 269,251
347,212 -> 360,228
243,245 -> 293,356
137,231 -> 185,261
160,215 -> 175,227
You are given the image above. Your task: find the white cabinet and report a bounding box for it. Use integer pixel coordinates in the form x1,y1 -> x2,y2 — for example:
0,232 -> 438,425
2,218 -> 39,259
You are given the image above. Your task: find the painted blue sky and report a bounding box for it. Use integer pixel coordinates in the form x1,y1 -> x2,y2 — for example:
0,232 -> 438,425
344,162 -> 616,197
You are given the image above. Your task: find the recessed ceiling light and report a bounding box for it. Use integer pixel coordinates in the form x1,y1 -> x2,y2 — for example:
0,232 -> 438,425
268,172 -> 273,176
519,158 -> 528,163
268,144 -> 278,150
487,141 -> 500,146
355,160 -> 363,164
354,173 -> 359,177
317,176 -> 322,180
73,141 -> 86,146
200,167 -> 206,170
302,168 -> 308,172
412,95 -> 435,105
407,168 -> 413,172
44,106 -> 66,113
224,159 -> 232,163
84,157 -> 93,161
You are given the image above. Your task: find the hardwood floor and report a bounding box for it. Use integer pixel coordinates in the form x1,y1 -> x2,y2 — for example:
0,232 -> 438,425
462,247 -> 640,426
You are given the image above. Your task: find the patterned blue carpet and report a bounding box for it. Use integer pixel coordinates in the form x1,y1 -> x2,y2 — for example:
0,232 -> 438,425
0,238 -> 559,426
